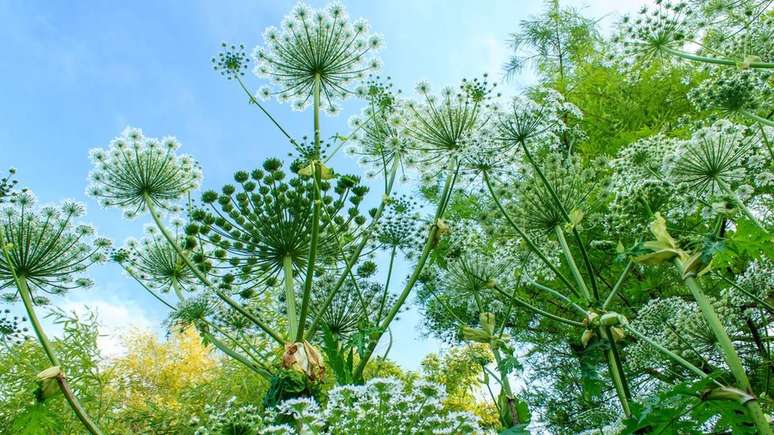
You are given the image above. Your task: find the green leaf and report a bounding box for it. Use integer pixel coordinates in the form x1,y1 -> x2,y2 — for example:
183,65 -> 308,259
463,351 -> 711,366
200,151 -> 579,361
499,423 -> 531,435
10,405 -> 60,435
712,219 -> 774,268
622,377 -> 756,433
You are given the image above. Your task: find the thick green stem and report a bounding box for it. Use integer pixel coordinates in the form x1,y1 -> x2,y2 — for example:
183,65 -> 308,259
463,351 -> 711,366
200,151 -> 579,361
493,347 -> 520,425
295,77 -> 322,341
202,331 -> 272,379
599,327 -> 631,416
555,225 -> 631,414
664,46 -> 774,69
743,111 -> 774,128
353,169 -> 456,380
144,195 -> 285,345
602,261 -> 633,310
283,256 -> 298,339
679,259 -> 772,434
13,275 -> 103,434
554,225 -> 591,303
305,158 -> 401,338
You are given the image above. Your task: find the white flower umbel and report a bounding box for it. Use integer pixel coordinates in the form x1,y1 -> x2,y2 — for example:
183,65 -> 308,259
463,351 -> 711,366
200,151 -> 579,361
666,120 -> 765,198
121,223 -> 196,294
87,127 -> 202,218
616,1 -> 699,63
347,78 -> 413,180
404,76 -> 498,175
252,2 -> 382,114
0,194 -> 110,300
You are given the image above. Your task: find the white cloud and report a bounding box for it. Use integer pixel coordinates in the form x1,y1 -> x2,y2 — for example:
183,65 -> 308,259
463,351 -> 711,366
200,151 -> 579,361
60,295 -> 159,359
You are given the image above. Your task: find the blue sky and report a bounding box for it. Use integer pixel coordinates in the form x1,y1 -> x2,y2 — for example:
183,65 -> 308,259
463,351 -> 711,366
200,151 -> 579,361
0,0 -> 647,368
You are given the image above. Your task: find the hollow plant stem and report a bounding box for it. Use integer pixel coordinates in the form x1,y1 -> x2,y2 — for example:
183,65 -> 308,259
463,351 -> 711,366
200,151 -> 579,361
678,259 -> 772,434
144,194 -> 285,345
554,225 -> 591,302
492,347 -> 521,425
294,76 -> 322,341
305,157 -> 401,338
9,271 -> 103,434
664,46 -> 774,69
603,261 -> 633,310
557,222 -> 631,414
598,326 -> 631,416
283,256 -> 298,338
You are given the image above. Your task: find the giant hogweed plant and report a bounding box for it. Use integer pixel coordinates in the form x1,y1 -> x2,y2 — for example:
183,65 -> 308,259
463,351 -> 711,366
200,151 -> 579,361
3,1 -> 774,434
86,0 -> 483,417
0,170 -> 110,434
414,10 -> 774,434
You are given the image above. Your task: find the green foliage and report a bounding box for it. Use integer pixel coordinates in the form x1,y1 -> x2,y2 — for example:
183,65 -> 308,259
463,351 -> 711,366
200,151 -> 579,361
623,377 -> 758,434
713,219 -> 774,268
5,0 -> 774,434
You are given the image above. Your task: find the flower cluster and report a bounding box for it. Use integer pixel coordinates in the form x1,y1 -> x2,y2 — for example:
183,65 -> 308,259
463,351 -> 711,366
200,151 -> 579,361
252,2 -> 382,114
0,308 -> 28,346
626,294 -> 744,374
311,275 -> 395,339
607,135 -> 680,234
195,378 -> 483,434
187,159 -> 369,292
506,153 -> 604,235
495,88 -> 583,153
664,120 -> 766,197
616,1 -> 699,62
346,77 -> 414,179
374,195 -> 424,256
722,259 -> 774,315
212,43 -> 249,80
0,168 -> 18,204
274,377 -> 482,434
688,69 -> 773,115
0,193 -> 110,303
193,396 -> 264,435
440,252 -> 515,300
167,296 -> 216,332
403,76 -> 498,174
712,13 -> 774,62
87,127 -> 202,218
120,222 -> 197,293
